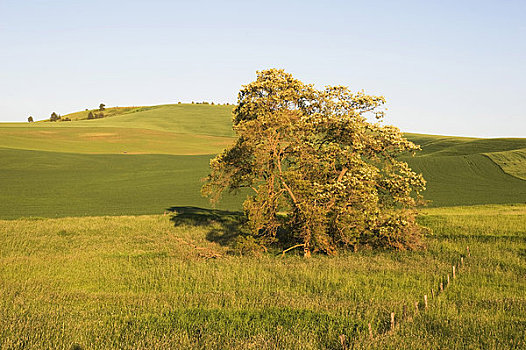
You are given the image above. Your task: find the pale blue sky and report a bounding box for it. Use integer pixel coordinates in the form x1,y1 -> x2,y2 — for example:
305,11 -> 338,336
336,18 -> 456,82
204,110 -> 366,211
1,0 -> 524,137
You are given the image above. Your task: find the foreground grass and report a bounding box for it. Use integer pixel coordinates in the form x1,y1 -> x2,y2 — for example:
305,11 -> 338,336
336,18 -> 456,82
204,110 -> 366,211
1,205 -> 525,349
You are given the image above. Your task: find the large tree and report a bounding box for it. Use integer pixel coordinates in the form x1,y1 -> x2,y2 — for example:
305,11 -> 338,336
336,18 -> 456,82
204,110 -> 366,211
202,69 -> 426,256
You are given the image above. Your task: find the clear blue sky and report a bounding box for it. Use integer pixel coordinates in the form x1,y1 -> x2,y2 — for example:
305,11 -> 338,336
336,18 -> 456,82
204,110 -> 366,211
1,0 -> 524,137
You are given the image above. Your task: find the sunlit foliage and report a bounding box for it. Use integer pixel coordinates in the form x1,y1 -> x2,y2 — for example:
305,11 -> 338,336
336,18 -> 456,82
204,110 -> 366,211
203,69 -> 426,255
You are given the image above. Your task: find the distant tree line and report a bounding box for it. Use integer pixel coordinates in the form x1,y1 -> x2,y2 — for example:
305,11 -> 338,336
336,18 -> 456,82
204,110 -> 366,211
87,111 -> 104,120
87,103 -> 106,120
49,112 -> 70,122
190,101 -> 230,105
39,101 -> 231,124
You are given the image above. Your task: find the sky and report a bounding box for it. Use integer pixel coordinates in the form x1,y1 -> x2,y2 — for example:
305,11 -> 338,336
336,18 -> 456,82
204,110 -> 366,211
0,0 -> 525,137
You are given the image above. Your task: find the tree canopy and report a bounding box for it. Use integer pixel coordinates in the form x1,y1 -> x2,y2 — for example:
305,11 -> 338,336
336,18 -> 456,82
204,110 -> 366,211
202,69 -> 426,256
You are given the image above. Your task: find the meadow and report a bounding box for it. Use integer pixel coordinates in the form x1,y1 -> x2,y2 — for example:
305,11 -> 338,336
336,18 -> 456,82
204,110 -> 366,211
0,104 -> 525,349
1,204 -> 525,349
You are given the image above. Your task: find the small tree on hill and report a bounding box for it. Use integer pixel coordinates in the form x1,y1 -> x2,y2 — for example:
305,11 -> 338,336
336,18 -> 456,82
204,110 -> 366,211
50,112 -> 60,122
99,103 -> 105,111
87,111 -> 95,120
28,116 -> 34,123
202,69 -> 426,256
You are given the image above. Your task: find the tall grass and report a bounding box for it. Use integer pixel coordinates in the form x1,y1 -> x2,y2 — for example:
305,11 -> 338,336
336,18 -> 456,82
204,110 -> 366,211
1,204 -> 525,349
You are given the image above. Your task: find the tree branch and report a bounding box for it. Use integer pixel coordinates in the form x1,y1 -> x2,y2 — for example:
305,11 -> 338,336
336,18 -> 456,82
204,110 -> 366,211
278,243 -> 305,256
337,167 -> 348,182
275,146 -> 299,205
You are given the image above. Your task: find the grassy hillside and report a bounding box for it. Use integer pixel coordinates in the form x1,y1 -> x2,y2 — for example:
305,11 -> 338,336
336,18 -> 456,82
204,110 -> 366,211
0,127 -> 232,155
405,153 -> 526,206
0,105 -> 524,218
62,106 -> 157,121
404,133 -> 526,207
0,104 -> 235,155
75,104 -> 234,137
405,133 -> 526,157
405,133 -> 526,181
24,104 -> 235,137
1,204 -> 524,349
486,148 -> 526,180
0,104 -> 240,219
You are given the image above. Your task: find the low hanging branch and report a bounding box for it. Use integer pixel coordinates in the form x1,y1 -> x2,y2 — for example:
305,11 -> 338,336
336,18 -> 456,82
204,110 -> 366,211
278,244 -> 306,257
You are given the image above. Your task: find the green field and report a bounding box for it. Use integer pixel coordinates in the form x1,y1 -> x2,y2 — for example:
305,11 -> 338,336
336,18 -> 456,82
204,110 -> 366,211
1,204 -> 524,349
1,104 -> 525,348
0,104 -> 239,219
0,127 -> 232,155
486,148 -> 526,180
10,104 -> 235,137
403,133 -> 526,206
0,149 -> 244,219
0,104 -> 525,219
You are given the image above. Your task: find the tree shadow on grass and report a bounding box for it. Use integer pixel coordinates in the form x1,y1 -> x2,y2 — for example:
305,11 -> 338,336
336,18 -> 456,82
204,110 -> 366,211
167,206 -> 246,247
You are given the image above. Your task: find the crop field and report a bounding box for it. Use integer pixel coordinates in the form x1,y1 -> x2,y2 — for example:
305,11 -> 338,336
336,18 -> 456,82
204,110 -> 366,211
486,148 -> 526,180
0,127 -> 232,155
1,204 -> 525,349
0,149 -> 243,219
1,104 -> 525,219
403,133 -> 526,207
0,105 -> 240,219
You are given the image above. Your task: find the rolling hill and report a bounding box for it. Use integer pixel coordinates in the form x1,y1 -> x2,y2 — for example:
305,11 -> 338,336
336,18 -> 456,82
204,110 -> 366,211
403,133 -> 526,207
0,104 -> 524,218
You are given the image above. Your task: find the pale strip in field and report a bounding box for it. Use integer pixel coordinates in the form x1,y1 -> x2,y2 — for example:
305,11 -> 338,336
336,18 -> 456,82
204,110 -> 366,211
486,148 -> 526,180
0,127 -> 233,155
